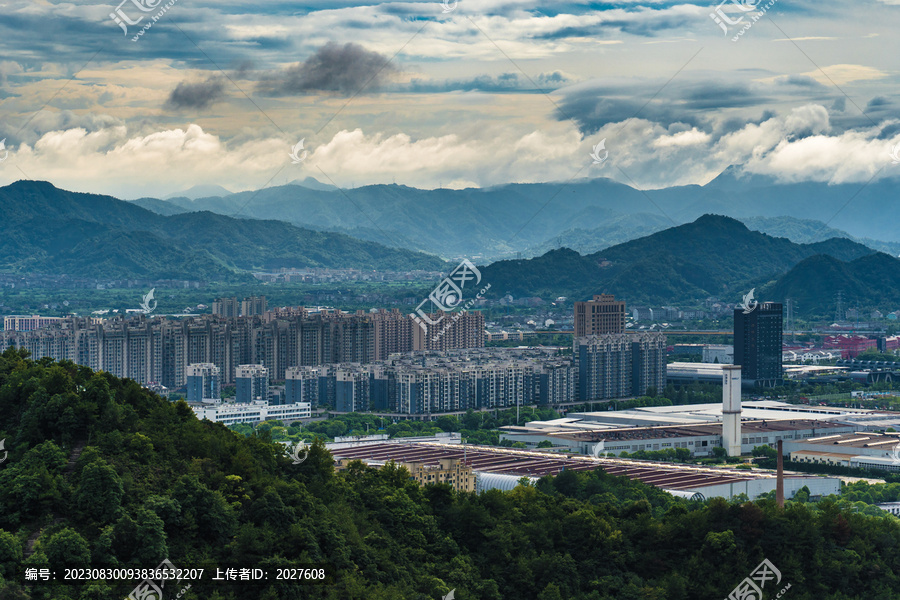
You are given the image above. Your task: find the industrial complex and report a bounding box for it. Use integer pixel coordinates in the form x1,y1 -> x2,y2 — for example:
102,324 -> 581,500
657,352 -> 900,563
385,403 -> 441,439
328,439 -> 840,501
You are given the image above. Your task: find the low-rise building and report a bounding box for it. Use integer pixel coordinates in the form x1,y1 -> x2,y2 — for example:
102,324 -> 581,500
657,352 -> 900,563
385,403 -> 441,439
404,458 -> 476,492
703,345 -> 734,364
192,400 -> 310,425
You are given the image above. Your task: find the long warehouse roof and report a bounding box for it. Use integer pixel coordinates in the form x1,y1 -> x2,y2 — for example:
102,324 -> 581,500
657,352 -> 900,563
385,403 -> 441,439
330,442 -> 825,492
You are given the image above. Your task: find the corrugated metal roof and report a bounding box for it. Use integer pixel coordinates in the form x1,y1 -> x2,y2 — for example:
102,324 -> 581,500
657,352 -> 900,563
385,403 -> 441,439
330,442 -> 823,493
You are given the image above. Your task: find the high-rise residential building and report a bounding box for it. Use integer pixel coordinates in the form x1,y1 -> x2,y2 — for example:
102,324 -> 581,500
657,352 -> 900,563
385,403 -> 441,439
371,308 -> 414,359
3,315 -> 63,332
574,294 -> 626,337
412,310 -> 485,352
335,367 -> 371,412
576,332 -> 666,401
212,297 -> 240,318
285,366 -> 327,406
241,296 -> 267,317
235,364 -> 269,403
734,302 -> 783,386
186,363 -> 221,403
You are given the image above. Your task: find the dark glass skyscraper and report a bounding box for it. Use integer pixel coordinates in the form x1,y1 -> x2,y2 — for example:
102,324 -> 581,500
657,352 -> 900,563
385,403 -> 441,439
734,302 -> 783,386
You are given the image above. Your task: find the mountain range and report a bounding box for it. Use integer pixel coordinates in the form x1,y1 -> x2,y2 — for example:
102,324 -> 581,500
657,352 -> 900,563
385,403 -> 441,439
480,214 -> 900,316
129,167 -> 900,261
0,181 -> 446,282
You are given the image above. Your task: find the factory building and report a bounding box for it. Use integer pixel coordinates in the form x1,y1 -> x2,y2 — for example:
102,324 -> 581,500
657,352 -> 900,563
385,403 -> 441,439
785,432 -> 900,472
500,367 -> 872,458
500,419 -> 855,458
329,442 -> 839,501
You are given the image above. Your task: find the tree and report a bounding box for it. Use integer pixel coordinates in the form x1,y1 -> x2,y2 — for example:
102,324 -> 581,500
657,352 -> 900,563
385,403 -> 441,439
74,461 -> 124,523
537,583 -> 564,600
752,445 -> 777,459
42,528 -> 91,569
0,529 -> 22,579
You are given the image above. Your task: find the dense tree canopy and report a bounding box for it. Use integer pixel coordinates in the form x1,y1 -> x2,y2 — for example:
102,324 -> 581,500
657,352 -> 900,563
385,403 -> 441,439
1,347 -> 899,599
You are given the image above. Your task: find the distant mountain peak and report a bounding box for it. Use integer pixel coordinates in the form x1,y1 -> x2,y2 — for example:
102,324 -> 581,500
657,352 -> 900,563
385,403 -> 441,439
289,176 -> 337,191
164,184 -> 233,200
8,179 -> 58,191
704,165 -> 779,189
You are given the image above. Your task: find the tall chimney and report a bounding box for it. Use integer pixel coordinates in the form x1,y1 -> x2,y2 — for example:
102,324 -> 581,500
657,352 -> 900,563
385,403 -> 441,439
721,365 -> 742,456
776,439 -> 784,508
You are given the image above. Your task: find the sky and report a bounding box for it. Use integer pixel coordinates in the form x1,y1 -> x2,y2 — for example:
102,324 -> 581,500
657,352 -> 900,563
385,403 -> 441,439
0,0 -> 898,199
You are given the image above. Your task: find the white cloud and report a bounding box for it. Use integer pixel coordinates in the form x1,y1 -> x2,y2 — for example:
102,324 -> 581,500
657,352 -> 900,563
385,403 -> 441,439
652,128 -> 711,148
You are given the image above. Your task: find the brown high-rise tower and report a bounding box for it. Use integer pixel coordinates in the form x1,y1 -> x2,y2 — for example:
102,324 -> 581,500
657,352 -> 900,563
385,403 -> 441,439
574,294 -> 626,337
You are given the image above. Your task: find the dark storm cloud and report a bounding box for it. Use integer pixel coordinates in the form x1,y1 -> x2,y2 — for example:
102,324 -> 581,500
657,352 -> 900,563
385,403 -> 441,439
554,80 -> 771,134
165,77 -> 227,110
876,122 -> 900,140
866,96 -> 892,110
257,42 -> 398,96
681,82 -> 771,110
863,96 -> 898,122
555,93 -> 702,135
775,75 -> 825,89
408,71 -> 573,93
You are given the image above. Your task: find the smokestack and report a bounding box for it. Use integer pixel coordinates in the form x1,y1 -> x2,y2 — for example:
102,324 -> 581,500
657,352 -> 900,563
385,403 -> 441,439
776,439 -> 784,508
721,365 -> 742,456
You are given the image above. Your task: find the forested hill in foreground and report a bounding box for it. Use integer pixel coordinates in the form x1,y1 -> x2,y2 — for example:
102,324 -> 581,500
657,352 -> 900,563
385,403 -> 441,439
481,214 -> 890,311
0,180 -> 446,282
1,349 -> 900,599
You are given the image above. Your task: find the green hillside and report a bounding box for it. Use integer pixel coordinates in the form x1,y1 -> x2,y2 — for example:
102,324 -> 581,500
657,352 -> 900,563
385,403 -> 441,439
0,181 -> 446,282
480,214 -> 878,306
766,252 -> 900,316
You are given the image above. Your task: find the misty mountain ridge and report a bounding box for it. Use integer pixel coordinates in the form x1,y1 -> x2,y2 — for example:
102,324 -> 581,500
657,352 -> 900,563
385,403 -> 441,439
0,180 -> 446,282
131,166 -> 900,261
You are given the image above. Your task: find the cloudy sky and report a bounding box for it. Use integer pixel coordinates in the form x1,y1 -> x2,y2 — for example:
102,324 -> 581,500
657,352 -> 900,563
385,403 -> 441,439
0,0 -> 898,198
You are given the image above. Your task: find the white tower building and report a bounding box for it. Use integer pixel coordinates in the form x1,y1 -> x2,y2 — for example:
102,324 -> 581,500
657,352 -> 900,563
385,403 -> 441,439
722,365 -> 742,456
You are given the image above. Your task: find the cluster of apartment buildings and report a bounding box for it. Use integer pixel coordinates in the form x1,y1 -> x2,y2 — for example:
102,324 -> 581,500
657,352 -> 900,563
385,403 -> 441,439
275,334 -> 666,415
630,306 -> 707,322
0,307 -> 484,389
